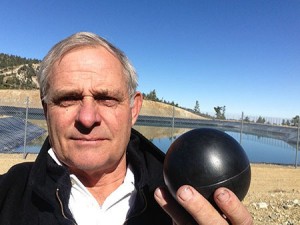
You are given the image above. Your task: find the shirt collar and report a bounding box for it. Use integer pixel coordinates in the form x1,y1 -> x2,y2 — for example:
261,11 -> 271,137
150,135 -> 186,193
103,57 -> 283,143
48,148 -> 135,204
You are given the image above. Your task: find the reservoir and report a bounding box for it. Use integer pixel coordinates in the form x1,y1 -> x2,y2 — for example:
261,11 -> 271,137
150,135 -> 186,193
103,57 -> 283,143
9,124 -> 300,166
134,125 -> 299,166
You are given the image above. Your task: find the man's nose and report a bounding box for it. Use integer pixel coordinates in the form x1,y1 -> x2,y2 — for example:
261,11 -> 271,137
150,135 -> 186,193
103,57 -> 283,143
76,96 -> 101,128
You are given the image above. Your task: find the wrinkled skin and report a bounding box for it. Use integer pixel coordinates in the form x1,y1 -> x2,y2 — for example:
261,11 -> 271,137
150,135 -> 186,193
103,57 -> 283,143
43,46 -> 142,203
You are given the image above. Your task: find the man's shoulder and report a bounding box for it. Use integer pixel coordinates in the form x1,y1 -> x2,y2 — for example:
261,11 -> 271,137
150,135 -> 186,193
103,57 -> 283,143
128,129 -> 166,189
0,162 -> 34,185
130,128 -> 165,162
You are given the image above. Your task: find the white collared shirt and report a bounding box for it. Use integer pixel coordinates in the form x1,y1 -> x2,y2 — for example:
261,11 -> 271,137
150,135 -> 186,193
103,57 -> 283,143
48,149 -> 137,225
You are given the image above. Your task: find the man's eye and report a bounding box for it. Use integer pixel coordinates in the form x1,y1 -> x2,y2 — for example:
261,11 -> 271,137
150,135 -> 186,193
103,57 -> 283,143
53,96 -> 81,107
95,96 -> 119,107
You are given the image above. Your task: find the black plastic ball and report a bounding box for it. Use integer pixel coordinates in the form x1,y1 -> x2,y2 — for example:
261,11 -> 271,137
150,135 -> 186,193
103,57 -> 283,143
164,128 -> 251,204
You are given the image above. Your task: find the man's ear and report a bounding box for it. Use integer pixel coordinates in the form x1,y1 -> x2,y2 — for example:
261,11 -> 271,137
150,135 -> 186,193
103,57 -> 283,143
131,92 -> 143,126
42,100 -> 48,120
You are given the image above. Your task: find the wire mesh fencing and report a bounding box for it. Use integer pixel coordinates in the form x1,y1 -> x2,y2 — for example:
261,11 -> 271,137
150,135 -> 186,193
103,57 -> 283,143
0,97 -> 47,157
0,96 -> 299,166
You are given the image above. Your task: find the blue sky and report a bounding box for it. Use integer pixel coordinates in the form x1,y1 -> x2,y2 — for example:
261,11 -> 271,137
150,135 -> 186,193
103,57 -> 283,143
1,0 -> 299,119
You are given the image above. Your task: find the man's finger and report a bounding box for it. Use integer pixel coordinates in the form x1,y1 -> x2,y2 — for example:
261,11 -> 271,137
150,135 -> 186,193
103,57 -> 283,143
175,185 -> 227,225
154,187 -> 197,225
214,188 -> 253,225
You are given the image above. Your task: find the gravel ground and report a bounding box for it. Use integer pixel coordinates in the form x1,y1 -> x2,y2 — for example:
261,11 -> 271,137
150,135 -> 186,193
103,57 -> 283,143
0,154 -> 299,224
243,164 -> 300,225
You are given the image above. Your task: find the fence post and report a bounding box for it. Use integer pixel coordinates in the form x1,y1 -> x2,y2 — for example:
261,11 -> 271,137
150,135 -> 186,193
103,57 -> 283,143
240,112 -> 244,144
171,105 -> 175,142
295,116 -> 299,168
23,97 -> 29,159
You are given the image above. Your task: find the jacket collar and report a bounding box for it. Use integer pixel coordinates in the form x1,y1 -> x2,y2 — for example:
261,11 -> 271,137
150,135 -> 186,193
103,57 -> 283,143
28,129 -> 166,218
127,129 -> 166,191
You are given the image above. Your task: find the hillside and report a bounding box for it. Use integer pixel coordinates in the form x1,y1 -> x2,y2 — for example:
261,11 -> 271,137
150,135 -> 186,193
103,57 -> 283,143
0,53 -> 40,69
140,99 -> 204,119
0,90 -> 205,119
0,54 -> 205,119
0,53 -> 206,118
0,53 -> 40,89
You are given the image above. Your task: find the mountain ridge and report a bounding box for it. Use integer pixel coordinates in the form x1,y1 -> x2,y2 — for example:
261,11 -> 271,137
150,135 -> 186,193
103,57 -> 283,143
0,53 -> 204,119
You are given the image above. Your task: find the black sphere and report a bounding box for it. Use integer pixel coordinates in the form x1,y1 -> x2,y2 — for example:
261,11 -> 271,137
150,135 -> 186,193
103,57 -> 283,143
164,128 -> 251,204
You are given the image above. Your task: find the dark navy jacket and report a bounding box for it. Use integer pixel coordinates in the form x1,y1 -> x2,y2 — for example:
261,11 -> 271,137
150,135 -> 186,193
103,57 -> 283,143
0,129 -> 172,225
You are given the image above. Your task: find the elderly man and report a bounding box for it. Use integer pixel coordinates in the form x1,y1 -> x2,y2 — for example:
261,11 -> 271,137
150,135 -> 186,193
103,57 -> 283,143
0,32 -> 252,225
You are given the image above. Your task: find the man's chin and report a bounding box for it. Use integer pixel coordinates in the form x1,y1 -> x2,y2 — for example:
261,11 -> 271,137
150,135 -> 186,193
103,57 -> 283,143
70,139 -> 108,149
66,157 -> 119,174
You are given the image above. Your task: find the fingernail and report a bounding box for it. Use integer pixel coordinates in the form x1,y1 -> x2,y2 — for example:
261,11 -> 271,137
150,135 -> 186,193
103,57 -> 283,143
178,186 -> 193,201
216,189 -> 230,202
154,188 -> 163,199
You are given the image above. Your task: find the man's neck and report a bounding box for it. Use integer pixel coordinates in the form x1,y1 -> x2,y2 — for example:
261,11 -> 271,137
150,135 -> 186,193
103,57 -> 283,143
71,158 -> 127,205
48,148 -> 127,205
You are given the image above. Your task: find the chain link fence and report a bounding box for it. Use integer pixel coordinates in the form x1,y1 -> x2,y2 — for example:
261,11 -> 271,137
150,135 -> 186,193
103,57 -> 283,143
0,97 -> 299,166
0,97 -> 47,158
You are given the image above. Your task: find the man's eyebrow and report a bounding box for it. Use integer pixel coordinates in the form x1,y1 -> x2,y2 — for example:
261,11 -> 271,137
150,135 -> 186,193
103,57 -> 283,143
92,89 -> 126,99
50,89 -> 127,99
51,90 -> 82,98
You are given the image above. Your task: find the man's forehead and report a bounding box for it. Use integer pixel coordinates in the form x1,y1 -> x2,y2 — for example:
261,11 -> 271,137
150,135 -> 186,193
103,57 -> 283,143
56,45 -> 120,66
50,47 -> 124,80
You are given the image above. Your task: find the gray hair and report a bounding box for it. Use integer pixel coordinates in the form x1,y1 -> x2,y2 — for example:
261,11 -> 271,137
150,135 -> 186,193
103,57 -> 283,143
37,32 -> 138,105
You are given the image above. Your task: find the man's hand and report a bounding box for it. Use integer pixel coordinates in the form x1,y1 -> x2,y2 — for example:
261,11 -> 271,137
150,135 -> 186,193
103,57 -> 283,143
154,185 -> 253,225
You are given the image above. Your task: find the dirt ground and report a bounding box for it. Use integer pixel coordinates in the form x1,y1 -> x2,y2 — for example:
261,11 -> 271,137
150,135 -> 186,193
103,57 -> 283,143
244,164 -> 300,225
0,154 -> 299,224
